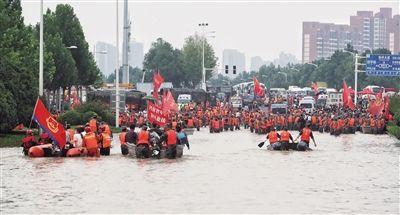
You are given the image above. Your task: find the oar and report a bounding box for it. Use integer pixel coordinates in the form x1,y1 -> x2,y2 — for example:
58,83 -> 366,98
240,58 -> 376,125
258,141 -> 265,148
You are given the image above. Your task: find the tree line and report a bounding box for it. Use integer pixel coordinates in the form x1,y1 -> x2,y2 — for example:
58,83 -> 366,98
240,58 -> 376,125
0,0 -> 100,133
229,45 -> 400,90
106,36 -> 218,88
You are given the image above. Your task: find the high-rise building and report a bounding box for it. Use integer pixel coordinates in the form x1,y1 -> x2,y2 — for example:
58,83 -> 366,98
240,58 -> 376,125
302,22 -> 352,63
303,7 -> 400,63
222,49 -> 245,79
250,56 -> 267,71
94,42 -> 117,77
129,41 -> 144,69
273,52 -> 298,67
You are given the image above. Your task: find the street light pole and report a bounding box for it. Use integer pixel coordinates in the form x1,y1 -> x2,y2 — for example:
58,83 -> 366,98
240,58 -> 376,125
115,0 -> 120,127
199,23 -> 208,91
278,72 -> 288,82
39,0 -> 43,97
354,53 -> 359,104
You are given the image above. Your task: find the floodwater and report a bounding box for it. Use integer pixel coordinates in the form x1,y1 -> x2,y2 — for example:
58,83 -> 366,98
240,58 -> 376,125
1,129 -> 399,214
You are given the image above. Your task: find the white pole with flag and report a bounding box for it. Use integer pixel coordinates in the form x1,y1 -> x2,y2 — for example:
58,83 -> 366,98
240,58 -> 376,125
115,0 -> 120,127
39,0 -> 43,97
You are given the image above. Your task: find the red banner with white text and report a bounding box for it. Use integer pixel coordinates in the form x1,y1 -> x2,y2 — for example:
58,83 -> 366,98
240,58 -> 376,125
147,101 -> 167,126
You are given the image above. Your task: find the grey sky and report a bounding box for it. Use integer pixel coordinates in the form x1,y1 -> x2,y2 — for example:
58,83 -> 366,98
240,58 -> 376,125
21,0 -> 399,70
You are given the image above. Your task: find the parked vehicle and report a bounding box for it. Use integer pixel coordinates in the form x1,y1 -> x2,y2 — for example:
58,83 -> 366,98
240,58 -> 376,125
299,98 -> 315,113
326,92 -> 343,107
230,96 -> 243,109
271,103 -> 288,114
177,94 -> 192,108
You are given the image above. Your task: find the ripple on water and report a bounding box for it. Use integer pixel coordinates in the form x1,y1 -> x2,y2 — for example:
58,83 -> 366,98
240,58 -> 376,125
1,130 -> 399,214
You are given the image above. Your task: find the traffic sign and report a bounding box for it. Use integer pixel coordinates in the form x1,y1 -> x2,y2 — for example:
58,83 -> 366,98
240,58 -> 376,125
366,54 -> 400,76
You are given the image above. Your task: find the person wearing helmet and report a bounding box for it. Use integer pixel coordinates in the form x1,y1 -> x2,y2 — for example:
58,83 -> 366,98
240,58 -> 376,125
21,130 -> 37,155
294,124 -> 317,151
266,127 -> 281,150
136,125 -> 151,158
99,125 -> 112,156
82,127 -> 99,157
89,115 -> 99,134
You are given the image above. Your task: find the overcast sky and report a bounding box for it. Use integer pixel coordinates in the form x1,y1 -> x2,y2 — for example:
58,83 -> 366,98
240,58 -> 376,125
21,0 -> 399,69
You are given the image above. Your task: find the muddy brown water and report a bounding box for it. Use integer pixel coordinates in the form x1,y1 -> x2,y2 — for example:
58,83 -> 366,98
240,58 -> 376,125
1,129 -> 399,213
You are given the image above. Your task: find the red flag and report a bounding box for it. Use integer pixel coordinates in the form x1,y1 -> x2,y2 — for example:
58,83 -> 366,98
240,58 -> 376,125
32,98 -> 66,149
153,70 -> 164,101
162,90 -> 178,113
253,76 -> 264,97
147,101 -> 167,126
342,81 -> 355,110
312,82 -> 318,94
368,92 -> 384,116
384,96 -> 390,118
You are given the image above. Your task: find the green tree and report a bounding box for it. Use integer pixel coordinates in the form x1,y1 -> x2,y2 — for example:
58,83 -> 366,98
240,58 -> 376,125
143,38 -> 184,87
53,4 -> 101,91
0,0 -> 49,132
181,35 -> 217,87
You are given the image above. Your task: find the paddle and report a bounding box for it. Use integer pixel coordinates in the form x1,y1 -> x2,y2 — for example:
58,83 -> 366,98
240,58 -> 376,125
258,141 -> 265,148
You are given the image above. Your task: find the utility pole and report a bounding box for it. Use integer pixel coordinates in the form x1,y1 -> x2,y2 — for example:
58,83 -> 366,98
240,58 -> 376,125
39,0 -> 43,97
122,0 -> 130,84
115,0 -> 120,127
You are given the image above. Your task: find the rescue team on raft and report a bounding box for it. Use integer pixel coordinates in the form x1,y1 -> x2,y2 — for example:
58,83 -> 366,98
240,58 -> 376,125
22,96 -> 390,157
22,115 -> 190,159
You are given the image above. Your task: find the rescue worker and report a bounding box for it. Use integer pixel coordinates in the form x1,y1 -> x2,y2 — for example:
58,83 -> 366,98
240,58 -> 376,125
159,124 -> 180,159
21,130 -> 37,155
266,127 -> 281,150
125,124 -> 137,145
280,127 -> 294,151
136,125 -> 151,158
82,127 -> 99,157
176,126 -> 190,150
294,124 -> 317,151
89,115 -> 99,134
99,126 -> 112,156
119,126 -> 128,155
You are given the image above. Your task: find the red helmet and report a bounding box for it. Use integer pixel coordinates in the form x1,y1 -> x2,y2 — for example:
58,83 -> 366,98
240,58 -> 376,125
84,127 -> 91,132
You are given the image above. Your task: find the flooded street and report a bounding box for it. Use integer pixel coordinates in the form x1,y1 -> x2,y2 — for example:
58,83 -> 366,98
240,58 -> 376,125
1,129 -> 399,214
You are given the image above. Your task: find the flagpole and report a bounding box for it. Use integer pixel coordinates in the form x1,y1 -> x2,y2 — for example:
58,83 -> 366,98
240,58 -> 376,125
29,97 -> 40,129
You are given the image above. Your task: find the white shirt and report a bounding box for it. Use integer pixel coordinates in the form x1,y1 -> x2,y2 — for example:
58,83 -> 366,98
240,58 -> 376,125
73,133 -> 83,148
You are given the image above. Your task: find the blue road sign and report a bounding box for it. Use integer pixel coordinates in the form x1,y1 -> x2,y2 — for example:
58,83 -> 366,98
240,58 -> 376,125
366,54 -> 400,76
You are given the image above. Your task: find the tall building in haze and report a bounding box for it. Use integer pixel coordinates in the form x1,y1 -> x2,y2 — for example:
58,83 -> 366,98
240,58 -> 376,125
222,49 -> 245,79
94,42 -> 117,77
302,7 -> 400,63
129,41 -> 144,69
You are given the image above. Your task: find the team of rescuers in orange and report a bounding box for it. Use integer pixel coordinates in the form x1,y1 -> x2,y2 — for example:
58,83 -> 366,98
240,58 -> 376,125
22,97 -> 389,156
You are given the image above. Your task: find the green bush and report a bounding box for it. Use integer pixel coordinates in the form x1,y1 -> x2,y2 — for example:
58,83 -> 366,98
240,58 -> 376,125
103,111 -> 116,126
77,101 -> 108,118
82,111 -> 102,124
389,96 -> 400,115
387,125 -> 400,140
58,110 -> 82,125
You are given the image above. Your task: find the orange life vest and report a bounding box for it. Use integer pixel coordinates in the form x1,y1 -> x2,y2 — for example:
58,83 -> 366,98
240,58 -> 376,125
349,118 -> 355,126
268,131 -> 278,144
137,130 -> 150,145
301,128 -> 311,142
280,131 -> 290,142
187,119 -> 194,127
119,132 -> 127,145
89,119 -> 97,133
101,132 -> 112,148
67,129 -> 75,141
83,132 -> 98,150
166,130 -> 177,145
104,124 -> 111,136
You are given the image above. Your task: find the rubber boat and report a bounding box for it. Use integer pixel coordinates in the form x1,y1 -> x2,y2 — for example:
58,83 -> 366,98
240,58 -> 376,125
126,143 -> 184,159
28,144 -> 54,157
266,142 -> 312,151
66,147 -> 88,157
